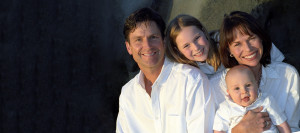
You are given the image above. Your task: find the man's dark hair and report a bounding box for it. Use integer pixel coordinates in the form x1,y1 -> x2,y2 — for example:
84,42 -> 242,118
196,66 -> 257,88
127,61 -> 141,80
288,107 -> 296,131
123,7 -> 166,42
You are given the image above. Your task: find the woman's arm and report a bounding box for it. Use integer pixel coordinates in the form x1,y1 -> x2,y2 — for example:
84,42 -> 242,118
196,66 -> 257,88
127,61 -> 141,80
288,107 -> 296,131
214,130 -> 226,133
231,107 -> 271,133
277,121 -> 291,133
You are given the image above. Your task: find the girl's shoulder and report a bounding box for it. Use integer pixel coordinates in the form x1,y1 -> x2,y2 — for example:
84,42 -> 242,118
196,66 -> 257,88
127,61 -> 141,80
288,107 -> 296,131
209,68 -> 228,81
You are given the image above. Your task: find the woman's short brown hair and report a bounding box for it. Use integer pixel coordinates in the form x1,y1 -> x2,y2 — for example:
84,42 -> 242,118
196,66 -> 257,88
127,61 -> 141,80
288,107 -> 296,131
219,11 -> 272,68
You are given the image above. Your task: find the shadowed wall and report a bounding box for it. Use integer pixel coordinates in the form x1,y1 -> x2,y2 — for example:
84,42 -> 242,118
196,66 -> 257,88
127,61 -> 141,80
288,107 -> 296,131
0,0 -> 299,133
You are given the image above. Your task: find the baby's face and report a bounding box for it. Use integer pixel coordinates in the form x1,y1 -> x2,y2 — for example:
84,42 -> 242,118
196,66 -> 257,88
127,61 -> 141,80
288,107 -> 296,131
226,69 -> 258,107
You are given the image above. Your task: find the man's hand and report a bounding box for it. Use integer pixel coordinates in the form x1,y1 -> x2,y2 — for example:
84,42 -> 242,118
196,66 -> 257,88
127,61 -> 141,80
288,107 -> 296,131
231,106 -> 271,133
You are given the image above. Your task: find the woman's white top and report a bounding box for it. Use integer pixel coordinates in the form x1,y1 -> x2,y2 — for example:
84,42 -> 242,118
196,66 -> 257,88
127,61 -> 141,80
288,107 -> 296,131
213,93 -> 286,133
210,62 -> 300,131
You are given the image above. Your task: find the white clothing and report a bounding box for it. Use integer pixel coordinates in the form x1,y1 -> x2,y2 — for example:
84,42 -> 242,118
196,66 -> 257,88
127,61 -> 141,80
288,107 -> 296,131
270,43 -> 285,62
116,58 -> 215,133
198,43 -> 284,79
213,93 -> 287,133
197,62 -> 225,79
210,62 -> 300,131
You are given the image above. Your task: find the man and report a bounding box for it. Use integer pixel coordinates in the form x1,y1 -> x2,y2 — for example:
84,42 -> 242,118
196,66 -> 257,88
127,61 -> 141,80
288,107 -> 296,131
116,7 -> 215,133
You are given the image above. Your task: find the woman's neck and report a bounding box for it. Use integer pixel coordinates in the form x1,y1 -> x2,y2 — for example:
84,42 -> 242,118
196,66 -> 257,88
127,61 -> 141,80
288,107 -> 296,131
250,64 -> 262,84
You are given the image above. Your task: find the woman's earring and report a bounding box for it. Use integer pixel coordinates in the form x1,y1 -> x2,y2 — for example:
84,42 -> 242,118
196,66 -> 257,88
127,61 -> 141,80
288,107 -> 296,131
230,54 -> 233,57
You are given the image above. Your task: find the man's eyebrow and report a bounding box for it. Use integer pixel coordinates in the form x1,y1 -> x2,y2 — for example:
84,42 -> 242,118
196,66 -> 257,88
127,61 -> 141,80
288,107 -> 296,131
131,36 -> 142,39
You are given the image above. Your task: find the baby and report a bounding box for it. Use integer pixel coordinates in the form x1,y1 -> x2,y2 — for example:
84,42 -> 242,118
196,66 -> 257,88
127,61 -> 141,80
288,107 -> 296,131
213,65 -> 291,133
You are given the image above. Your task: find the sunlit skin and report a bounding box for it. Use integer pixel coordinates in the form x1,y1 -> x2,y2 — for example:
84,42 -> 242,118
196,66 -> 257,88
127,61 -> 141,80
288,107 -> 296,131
226,66 -> 258,107
175,26 -> 210,62
125,21 -> 165,71
229,29 -> 263,70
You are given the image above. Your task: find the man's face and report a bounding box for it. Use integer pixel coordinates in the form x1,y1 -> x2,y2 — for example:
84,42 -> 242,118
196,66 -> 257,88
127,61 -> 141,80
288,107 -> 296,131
125,21 -> 165,70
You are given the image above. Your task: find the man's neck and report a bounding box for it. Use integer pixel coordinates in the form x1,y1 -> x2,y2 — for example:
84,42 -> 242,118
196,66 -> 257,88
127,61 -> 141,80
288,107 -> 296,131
140,65 -> 163,97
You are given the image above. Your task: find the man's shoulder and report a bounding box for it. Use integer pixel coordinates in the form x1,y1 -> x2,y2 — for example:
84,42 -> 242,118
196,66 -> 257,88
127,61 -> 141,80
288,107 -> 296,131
171,62 -> 206,78
121,73 -> 139,94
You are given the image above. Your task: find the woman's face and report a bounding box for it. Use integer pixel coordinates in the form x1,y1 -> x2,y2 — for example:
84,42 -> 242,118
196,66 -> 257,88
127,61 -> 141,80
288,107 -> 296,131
175,26 -> 210,62
228,30 -> 263,67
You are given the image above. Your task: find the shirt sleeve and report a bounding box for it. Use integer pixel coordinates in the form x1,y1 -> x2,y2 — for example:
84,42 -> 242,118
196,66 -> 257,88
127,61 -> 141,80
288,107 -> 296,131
270,43 -> 285,62
213,101 -> 231,132
116,96 -> 127,133
185,73 -> 215,133
265,95 -> 287,125
284,66 -> 300,131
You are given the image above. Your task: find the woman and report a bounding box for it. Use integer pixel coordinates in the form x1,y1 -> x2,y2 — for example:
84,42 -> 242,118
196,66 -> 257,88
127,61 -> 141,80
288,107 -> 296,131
165,14 -> 284,79
211,11 -> 299,132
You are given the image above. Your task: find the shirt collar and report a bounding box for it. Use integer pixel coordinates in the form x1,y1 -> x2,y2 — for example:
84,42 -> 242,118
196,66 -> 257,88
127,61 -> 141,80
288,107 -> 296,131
197,62 -> 215,75
152,58 -> 173,88
260,64 -> 279,87
136,57 -> 173,89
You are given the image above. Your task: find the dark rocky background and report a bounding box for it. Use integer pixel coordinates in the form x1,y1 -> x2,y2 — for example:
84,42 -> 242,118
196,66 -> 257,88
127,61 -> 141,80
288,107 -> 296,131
0,0 -> 299,132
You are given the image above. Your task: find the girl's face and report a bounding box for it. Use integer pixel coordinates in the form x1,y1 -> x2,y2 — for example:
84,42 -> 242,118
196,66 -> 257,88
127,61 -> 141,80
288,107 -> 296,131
175,26 -> 210,62
228,30 -> 263,67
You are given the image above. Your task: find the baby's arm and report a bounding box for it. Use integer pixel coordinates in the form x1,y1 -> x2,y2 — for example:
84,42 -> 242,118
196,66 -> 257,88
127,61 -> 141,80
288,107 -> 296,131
276,121 -> 291,133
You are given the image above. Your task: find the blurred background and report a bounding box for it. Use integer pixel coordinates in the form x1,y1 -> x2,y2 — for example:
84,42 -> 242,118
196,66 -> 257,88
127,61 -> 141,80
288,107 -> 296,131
0,0 -> 299,132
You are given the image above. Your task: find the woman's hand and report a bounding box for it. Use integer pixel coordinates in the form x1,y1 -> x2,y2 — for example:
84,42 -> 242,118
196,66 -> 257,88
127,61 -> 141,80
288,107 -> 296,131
231,106 -> 272,133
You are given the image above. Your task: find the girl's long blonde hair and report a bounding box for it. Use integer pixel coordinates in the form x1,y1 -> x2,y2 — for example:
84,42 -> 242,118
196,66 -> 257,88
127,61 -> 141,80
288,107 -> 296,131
165,14 -> 221,71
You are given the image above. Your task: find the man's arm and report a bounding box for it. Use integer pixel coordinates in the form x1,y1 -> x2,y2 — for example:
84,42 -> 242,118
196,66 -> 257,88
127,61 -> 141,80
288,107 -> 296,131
116,99 -> 127,133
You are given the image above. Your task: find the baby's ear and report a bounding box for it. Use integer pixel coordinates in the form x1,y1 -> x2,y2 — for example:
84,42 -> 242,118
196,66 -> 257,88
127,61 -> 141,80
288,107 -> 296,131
226,89 -> 230,96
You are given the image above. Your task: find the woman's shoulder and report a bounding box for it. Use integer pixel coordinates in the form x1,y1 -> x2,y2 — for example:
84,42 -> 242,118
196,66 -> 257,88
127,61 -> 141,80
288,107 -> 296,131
265,62 -> 299,80
267,61 -> 298,74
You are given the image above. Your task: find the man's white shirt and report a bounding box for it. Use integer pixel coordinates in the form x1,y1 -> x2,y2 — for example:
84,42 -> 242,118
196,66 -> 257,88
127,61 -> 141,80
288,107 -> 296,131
116,58 -> 215,133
